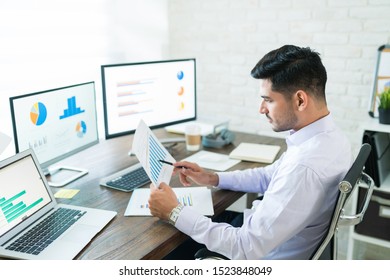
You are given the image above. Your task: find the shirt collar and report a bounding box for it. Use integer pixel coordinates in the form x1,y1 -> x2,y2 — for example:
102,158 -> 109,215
286,113 -> 335,147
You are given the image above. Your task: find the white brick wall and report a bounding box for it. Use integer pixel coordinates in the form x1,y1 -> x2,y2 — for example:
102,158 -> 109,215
168,0 -> 390,153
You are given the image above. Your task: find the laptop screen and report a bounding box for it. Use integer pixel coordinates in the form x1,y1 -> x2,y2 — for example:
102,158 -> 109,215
0,154 -> 52,238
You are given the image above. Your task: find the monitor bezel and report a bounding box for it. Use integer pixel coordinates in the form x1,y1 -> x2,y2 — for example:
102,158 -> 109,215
9,81 -> 99,173
101,58 -> 197,139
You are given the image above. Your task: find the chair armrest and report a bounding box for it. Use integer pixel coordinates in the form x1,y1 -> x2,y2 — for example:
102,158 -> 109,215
339,172 -> 375,226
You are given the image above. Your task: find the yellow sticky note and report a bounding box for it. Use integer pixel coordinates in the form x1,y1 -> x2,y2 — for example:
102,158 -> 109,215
54,189 -> 80,199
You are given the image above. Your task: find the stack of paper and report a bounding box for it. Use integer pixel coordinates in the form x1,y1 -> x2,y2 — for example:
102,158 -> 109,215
229,142 -> 281,164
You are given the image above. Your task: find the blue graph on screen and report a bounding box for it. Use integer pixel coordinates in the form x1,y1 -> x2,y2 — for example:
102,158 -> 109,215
59,96 -> 85,119
148,136 -> 167,183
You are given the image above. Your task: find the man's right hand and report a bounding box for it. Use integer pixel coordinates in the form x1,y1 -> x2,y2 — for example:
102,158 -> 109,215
173,161 -> 219,187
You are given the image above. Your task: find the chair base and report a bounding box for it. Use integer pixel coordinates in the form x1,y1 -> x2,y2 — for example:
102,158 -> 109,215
194,248 -> 229,260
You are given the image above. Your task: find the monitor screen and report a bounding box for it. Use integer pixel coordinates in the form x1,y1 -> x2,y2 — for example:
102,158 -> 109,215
101,58 -> 197,139
9,82 -> 99,176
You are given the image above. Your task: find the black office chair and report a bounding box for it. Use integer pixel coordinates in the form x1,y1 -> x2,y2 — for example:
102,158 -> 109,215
195,143 -> 375,260
311,143 -> 375,259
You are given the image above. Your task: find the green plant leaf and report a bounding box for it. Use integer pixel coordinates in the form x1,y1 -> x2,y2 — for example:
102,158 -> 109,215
379,88 -> 390,109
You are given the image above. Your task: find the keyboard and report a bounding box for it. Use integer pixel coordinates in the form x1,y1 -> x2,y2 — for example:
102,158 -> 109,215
100,163 -> 150,192
6,207 -> 85,255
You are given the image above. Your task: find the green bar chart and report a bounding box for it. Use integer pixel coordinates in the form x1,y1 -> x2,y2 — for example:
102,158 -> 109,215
0,190 -> 43,224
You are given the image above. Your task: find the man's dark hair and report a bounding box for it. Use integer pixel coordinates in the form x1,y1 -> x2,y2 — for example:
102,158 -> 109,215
251,45 -> 327,102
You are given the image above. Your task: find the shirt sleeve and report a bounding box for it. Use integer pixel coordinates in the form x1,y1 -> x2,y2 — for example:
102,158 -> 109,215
174,163 -> 327,260
217,154 -> 283,194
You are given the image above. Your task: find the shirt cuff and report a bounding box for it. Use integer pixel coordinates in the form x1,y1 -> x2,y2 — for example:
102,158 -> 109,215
174,206 -> 204,235
216,172 -> 232,189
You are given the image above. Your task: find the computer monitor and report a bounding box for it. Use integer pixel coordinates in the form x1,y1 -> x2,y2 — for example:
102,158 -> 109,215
9,81 -> 99,187
101,58 -> 197,140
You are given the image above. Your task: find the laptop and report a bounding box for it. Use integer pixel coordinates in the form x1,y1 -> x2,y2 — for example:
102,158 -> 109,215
0,149 -> 117,260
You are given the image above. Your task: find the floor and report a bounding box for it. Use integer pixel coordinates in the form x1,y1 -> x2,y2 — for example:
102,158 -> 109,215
227,195 -> 390,260
337,226 -> 390,260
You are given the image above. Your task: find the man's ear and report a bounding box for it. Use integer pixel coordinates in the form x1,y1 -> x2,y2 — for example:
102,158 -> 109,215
295,90 -> 308,111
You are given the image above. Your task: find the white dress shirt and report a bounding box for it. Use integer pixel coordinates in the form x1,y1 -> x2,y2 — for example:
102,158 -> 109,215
175,114 -> 353,259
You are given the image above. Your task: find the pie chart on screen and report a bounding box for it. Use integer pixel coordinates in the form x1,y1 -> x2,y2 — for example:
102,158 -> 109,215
76,121 -> 87,138
30,102 -> 47,126
178,86 -> 184,96
177,70 -> 184,80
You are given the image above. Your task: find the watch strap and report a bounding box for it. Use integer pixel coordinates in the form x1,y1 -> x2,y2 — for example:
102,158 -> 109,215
168,204 -> 184,225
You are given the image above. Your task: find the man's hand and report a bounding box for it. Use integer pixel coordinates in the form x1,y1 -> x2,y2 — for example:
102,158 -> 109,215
148,183 -> 179,220
173,161 -> 219,187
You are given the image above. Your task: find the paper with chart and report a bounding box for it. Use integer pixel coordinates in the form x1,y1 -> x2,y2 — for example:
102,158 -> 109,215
132,119 -> 176,187
125,186 -> 214,216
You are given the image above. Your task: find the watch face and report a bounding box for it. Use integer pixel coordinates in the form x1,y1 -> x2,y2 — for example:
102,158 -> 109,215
169,205 -> 183,225
169,213 -> 177,225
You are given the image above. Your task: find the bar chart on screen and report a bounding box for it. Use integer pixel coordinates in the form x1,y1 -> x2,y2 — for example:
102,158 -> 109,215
0,189 -> 44,231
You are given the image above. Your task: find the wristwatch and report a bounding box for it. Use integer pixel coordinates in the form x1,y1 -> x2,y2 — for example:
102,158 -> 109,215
168,204 -> 184,225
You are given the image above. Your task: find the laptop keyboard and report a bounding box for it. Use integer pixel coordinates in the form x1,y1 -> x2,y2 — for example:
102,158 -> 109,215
105,167 -> 150,192
5,207 -> 86,255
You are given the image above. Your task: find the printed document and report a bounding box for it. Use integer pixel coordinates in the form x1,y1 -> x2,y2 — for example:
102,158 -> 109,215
125,186 -> 214,216
132,119 -> 176,187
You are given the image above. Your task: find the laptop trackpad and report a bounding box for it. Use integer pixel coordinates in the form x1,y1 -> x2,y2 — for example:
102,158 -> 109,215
61,224 -> 99,243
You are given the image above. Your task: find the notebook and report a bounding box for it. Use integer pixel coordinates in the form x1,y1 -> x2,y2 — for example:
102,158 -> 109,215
229,142 -> 281,164
0,149 -> 117,260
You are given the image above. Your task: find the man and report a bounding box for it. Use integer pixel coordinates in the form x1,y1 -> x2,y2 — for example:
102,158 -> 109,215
148,45 -> 353,259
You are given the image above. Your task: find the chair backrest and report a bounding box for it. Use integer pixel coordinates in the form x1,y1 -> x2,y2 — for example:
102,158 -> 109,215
311,143 -> 375,260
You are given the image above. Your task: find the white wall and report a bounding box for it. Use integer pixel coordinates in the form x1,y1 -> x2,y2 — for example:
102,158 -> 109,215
0,0 -> 169,160
167,0 -> 390,152
2,0 -> 390,160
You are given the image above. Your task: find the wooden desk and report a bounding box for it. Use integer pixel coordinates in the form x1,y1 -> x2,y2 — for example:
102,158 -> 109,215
49,129 -> 286,259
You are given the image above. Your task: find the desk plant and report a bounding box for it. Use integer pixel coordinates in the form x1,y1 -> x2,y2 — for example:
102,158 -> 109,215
378,87 -> 390,124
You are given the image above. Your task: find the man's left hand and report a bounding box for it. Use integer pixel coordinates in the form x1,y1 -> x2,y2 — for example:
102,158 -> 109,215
148,182 -> 179,220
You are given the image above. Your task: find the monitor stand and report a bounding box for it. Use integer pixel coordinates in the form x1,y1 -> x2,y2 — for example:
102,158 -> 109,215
128,137 -> 185,156
46,166 -> 88,187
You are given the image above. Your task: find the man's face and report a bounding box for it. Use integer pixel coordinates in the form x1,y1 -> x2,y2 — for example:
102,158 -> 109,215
258,79 -> 298,132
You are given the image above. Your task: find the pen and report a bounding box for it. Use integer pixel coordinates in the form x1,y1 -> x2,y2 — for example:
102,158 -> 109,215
158,159 -> 188,169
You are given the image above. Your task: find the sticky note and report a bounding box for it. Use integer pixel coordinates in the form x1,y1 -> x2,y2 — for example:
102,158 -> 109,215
54,189 -> 80,199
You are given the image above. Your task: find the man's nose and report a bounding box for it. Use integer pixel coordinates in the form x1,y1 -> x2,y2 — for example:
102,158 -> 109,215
259,101 -> 267,114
